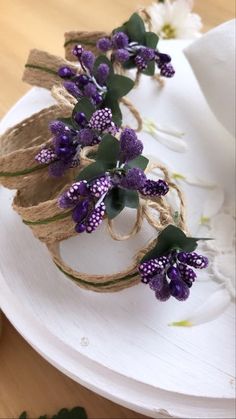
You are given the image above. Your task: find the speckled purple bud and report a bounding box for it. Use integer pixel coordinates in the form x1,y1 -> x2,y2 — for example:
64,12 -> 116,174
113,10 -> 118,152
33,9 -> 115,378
81,50 -> 95,71
96,63 -> 110,85
121,167 -> 146,190
96,37 -> 112,52
63,81 -> 82,98
112,32 -> 129,49
115,49 -> 130,63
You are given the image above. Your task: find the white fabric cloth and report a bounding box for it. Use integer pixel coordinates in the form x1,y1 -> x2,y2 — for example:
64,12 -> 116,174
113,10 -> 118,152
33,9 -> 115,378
184,19 -> 236,137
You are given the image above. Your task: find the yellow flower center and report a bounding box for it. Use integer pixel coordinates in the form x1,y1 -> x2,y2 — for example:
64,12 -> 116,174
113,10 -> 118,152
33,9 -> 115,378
161,23 -> 176,39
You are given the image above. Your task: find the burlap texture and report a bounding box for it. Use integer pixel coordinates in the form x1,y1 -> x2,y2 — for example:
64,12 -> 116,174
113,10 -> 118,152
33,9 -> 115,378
64,31 -> 108,61
0,105 -> 68,190
23,49 -> 79,90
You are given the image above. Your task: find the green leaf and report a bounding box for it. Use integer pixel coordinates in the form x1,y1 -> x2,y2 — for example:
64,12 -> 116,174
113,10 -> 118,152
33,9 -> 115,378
127,155 -> 149,171
39,416 -> 47,419
52,408 -> 69,419
94,54 -> 114,76
19,413 -> 27,419
124,189 -> 139,209
96,134 -> 120,165
124,13 -> 146,44
105,187 -> 126,219
105,188 -> 139,219
145,31 -> 159,48
72,97 -> 95,120
141,225 -> 203,262
76,161 -> 107,181
69,407 -> 87,419
57,116 -> 79,130
103,94 -> 122,126
106,74 -> 134,100
112,24 -> 126,35
142,60 -> 155,76
122,57 -> 136,70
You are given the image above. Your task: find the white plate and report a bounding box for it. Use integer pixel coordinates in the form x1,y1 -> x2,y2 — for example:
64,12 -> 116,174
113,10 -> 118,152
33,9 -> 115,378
0,41 -> 235,418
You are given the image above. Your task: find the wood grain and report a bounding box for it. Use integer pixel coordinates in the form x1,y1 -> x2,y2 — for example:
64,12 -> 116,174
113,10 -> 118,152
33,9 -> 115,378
0,1 -> 235,418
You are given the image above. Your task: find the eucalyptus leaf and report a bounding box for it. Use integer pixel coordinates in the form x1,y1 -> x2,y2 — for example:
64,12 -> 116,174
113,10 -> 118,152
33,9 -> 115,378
103,94 -> 122,126
76,161 -> 107,181
124,13 -> 146,44
57,117 -> 78,130
18,407 -> 87,419
141,225 -> 207,262
105,187 -> 126,219
122,58 -> 136,70
106,74 -> 134,100
145,31 -> 159,48
68,407 -> 87,419
52,408 -> 69,419
72,97 -> 95,120
142,60 -> 155,76
124,189 -> 139,209
96,134 -> 120,165
127,155 -> 149,171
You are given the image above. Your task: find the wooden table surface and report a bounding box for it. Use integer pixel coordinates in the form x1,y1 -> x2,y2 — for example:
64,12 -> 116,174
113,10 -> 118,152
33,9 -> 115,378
0,1 -> 235,418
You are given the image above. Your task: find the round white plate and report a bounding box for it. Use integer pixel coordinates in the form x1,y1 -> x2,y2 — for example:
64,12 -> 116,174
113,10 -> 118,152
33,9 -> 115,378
0,41 -> 235,418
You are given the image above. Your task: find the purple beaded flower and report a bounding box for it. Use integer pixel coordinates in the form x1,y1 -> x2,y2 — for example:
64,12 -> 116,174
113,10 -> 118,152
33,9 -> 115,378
57,45 -> 112,107
139,249 -> 208,302
58,177 -> 109,234
35,120 -> 81,177
139,179 -> 169,197
119,128 -> 143,162
96,25 -> 175,78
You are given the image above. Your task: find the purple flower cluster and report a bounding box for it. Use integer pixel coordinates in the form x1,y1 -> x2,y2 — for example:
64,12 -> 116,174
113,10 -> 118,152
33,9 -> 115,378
35,107 -> 118,177
139,250 -> 208,302
97,31 -> 175,78
117,128 -> 169,195
35,121 -> 80,177
58,45 -> 110,106
58,177 -> 111,233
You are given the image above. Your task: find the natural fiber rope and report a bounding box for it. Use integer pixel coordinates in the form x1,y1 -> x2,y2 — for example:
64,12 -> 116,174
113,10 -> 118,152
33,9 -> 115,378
23,49 -> 79,90
0,105 -> 70,190
64,31 -> 108,61
44,162 -> 187,292
2,20 -> 188,293
107,204 -> 144,241
120,97 -> 143,132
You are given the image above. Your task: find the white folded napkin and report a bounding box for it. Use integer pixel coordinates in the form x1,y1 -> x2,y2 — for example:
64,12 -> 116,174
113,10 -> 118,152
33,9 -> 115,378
184,19 -> 236,137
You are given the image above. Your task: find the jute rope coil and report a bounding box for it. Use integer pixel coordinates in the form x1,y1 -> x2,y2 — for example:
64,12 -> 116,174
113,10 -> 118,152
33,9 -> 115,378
43,164 -> 187,292
23,49 -> 143,132
0,105 -> 70,190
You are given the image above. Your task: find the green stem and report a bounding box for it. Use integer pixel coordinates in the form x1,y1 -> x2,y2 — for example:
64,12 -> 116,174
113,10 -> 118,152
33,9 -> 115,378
0,164 -> 47,177
64,39 -> 97,48
55,263 -> 139,288
23,210 -> 72,226
25,64 -> 58,76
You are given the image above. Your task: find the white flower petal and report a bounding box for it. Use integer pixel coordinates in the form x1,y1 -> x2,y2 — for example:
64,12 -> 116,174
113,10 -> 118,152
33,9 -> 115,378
213,253 -> 235,297
202,187 -> 224,219
171,287 -> 231,327
206,213 -> 235,252
147,0 -> 202,39
144,128 -> 188,152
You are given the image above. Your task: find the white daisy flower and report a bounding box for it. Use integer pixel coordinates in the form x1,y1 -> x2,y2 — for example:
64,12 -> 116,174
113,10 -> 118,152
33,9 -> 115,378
146,0 -> 202,39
